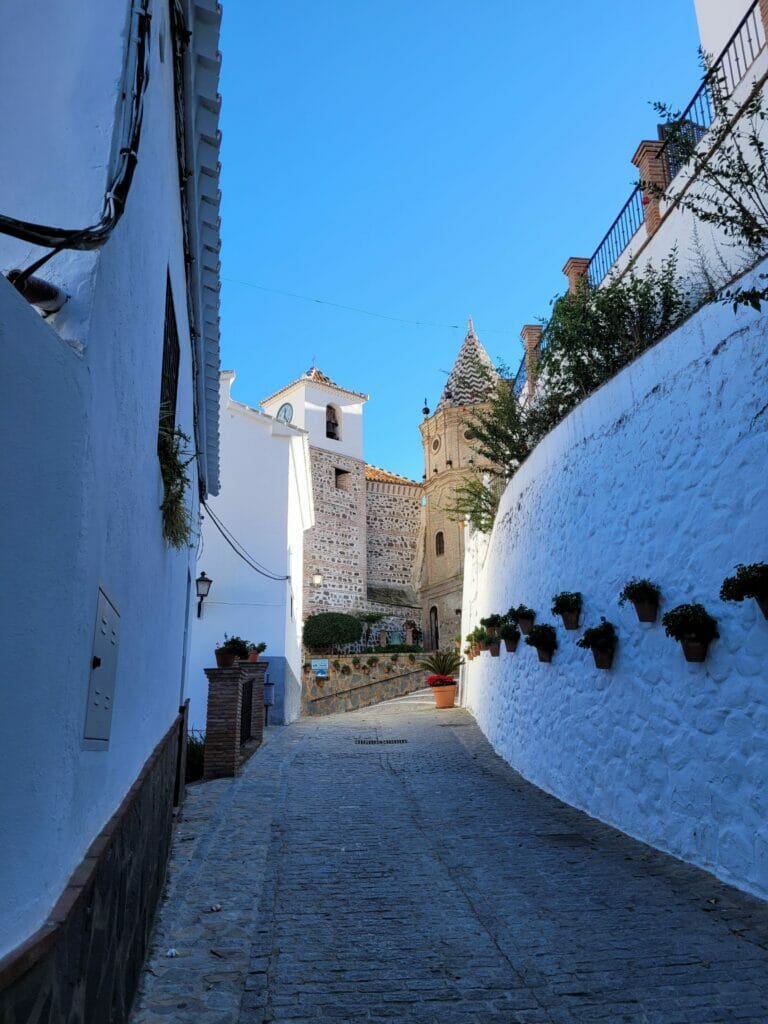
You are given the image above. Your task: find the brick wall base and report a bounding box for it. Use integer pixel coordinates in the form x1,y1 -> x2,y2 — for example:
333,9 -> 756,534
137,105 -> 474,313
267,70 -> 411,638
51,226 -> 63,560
0,712 -> 185,1024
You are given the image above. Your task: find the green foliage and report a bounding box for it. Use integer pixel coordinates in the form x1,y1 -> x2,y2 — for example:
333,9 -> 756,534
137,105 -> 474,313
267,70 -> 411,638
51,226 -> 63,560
524,624 -> 558,653
619,578 -> 661,606
248,642 -> 267,654
303,612 -> 363,651
461,364 -> 531,479
551,592 -> 582,616
368,643 -> 423,654
419,648 -> 462,677
331,660 -> 342,671
650,86 -> 768,309
498,621 -> 520,642
365,656 -> 379,667
662,603 -> 719,643
474,627 -> 491,647
220,634 -> 250,657
351,656 -> 361,667
158,423 -> 194,549
340,663 -> 351,675
577,619 -> 617,651
185,730 -> 205,784
720,563 -> 768,602
506,605 -> 535,624
480,614 -> 504,628
446,477 -> 500,533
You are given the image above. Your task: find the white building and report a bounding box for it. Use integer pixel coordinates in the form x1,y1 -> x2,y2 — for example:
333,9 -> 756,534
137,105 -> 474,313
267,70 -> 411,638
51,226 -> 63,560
0,0 -> 222,1017
188,372 -> 314,728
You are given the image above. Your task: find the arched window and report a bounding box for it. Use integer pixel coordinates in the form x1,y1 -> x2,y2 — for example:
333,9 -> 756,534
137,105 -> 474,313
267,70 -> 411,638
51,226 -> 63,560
435,531 -> 445,556
325,404 -> 340,440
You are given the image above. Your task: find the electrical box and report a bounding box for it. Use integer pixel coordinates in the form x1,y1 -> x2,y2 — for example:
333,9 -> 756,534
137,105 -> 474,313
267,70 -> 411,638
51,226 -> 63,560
83,588 -> 120,748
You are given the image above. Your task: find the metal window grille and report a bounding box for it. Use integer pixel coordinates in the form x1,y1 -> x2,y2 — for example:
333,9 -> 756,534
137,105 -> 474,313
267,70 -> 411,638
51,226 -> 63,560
158,275 -> 180,444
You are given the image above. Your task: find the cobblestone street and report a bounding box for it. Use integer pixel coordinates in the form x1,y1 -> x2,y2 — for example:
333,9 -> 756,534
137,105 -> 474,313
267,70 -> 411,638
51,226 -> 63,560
131,693 -> 768,1024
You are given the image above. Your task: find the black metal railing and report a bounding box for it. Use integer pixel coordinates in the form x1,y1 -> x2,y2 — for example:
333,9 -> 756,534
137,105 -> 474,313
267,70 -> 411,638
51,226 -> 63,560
240,676 -> 253,745
512,358 -> 527,398
587,0 -> 766,286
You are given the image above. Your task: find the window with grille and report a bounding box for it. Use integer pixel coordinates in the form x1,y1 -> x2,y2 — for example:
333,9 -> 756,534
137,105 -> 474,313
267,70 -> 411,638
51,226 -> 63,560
157,275 -> 180,450
435,531 -> 445,556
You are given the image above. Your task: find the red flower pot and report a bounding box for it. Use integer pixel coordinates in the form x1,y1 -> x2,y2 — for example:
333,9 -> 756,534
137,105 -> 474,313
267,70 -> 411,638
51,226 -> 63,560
503,636 -> 519,653
247,651 -> 260,663
632,599 -> 658,623
518,616 -> 534,636
215,648 -> 236,668
592,647 -> 615,670
681,639 -> 710,663
487,626 -> 498,638
489,641 -> 500,657
535,647 -> 553,663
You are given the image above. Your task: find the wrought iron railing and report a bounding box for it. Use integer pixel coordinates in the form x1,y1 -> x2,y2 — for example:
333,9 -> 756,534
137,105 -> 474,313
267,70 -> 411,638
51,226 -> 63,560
239,676 -> 253,745
587,0 -> 766,286
512,359 -> 527,398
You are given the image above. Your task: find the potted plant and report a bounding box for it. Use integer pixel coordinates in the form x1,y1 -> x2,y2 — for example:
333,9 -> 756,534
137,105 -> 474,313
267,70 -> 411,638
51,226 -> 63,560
507,604 -> 535,636
480,614 -> 504,638
463,645 -> 473,661
331,659 -> 341,673
498,620 -> 520,653
619,579 -> 661,623
214,634 -> 249,668
488,635 -> 501,657
720,563 -> 768,619
247,641 -> 267,663
662,603 -> 719,663
302,662 -> 311,674
390,653 -> 399,664
524,623 -> 558,663
474,627 -> 491,652
408,653 -> 416,663
420,649 -> 462,709
577,618 -> 618,669
340,663 -> 351,675
551,592 -> 582,630
366,656 -> 379,670
351,656 -> 361,669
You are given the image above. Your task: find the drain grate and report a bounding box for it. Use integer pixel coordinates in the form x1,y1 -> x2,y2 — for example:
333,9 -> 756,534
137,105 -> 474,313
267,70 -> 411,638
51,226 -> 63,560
354,738 -> 408,745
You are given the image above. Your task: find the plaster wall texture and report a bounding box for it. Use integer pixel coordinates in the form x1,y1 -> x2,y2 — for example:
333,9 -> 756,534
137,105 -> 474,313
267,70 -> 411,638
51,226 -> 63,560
263,382 -> 365,462
461,274 -> 768,898
187,374 -> 313,731
694,0 -> 755,60
0,5 -> 217,957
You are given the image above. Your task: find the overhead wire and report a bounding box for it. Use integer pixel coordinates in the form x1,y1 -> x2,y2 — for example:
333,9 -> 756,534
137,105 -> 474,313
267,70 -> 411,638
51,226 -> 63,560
202,500 -> 290,581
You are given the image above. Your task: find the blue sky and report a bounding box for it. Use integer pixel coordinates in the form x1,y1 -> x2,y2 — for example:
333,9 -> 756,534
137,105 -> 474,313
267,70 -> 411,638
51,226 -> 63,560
219,1 -> 701,480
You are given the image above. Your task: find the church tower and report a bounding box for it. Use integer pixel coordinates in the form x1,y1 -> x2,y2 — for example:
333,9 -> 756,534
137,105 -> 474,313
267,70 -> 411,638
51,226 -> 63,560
416,319 -> 498,649
262,367 -> 369,616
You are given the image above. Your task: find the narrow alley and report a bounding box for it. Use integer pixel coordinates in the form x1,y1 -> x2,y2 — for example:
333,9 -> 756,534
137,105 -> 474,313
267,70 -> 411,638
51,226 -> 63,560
131,693 -> 768,1024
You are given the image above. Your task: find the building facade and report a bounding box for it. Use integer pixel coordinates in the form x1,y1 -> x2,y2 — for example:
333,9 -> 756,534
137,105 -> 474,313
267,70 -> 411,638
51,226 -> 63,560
415,319 -> 498,648
0,1 -> 222,1018
187,371 -> 314,729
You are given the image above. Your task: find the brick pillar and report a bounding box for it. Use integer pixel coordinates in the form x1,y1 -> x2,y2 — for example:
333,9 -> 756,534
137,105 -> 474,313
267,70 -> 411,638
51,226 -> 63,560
632,140 -> 668,237
241,662 -> 266,746
520,324 -> 543,401
203,667 -> 242,779
562,257 -> 590,294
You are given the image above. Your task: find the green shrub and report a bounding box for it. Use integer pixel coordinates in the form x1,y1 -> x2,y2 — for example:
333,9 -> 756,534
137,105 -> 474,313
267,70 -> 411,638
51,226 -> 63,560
662,604 -> 719,643
303,612 -> 363,651
577,619 -> 617,651
419,648 -> 462,676
506,604 -> 535,623
720,563 -> 768,602
618,579 -> 661,606
158,423 -> 194,549
185,731 -> 205,783
480,614 -> 504,628
551,592 -> 582,615
220,634 -> 250,658
498,621 -> 520,642
524,624 -> 558,653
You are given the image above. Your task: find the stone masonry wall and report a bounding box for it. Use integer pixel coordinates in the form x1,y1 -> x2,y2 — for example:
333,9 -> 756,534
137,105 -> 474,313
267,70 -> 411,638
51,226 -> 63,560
302,654 -> 426,716
366,480 -> 421,590
304,447 -> 367,614
461,275 -> 768,899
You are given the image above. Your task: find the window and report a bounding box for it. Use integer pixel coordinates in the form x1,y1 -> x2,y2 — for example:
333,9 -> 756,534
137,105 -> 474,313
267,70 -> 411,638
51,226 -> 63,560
435,531 -> 445,556
429,606 -> 439,650
326,404 -> 341,440
335,468 -> 351,491
157,274 -> 180,451
432,436 -> 441,452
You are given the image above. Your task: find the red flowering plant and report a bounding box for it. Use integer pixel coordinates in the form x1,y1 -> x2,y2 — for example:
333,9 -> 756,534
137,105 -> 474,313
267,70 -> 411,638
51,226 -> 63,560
419,649 -> 462,687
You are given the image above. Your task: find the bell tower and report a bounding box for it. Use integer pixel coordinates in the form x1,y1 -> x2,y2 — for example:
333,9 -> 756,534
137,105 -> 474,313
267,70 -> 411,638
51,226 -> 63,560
416,318 -> 497,648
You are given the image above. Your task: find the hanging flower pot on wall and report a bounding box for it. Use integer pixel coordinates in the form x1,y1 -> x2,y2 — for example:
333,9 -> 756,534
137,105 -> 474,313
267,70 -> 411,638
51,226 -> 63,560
499,622 -> 520,653
662,604 -> 719,663
552,592 -> 582,631
577,619 -> 617,671
720,562 -> 768,621
507,605 -> 535,636
619,578 -> 661,623
489,641 -> 500,657
524,624 -> 558,664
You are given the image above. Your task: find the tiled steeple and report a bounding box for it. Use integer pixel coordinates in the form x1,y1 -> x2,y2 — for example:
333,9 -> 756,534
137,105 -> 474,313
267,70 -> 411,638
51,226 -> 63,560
436,317 -> 497,410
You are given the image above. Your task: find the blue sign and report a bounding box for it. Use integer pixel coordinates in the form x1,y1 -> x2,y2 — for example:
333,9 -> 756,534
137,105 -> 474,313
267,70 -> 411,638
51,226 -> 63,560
311,658 -> 329,678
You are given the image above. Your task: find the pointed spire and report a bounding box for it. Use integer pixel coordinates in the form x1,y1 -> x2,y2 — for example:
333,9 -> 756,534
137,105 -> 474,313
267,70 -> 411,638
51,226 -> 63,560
467,315 -> 475,336
435,319 -> 498,411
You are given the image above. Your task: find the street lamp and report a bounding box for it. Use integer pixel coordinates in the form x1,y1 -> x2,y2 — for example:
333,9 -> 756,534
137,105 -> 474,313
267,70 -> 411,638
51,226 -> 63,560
311,570 -> 323,586
196,571 -> 212,617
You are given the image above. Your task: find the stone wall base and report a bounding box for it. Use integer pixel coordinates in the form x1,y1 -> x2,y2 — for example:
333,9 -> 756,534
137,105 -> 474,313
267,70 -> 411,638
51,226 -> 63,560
0,712 -> 185,1024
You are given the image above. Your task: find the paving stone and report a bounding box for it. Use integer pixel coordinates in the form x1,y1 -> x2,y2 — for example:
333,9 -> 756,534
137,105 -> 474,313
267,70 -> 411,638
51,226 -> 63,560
131,691 -> 768,1023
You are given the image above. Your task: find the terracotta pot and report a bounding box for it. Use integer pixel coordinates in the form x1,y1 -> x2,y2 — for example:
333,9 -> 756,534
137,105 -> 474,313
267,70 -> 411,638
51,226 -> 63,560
518,615 -> 534,636
560,610 -> 580,631
215,648 -> 236,668
503,636 -> 519,653
479,641 -> 490,652
489,641 -> 500,657
247,651 -> 260,663
632,599 -> 658,623
535,646 -> 553,663
681,638 -> 710,663
432,683 -> 457,709
592,647 -> 615,670
756,595 -> 768,620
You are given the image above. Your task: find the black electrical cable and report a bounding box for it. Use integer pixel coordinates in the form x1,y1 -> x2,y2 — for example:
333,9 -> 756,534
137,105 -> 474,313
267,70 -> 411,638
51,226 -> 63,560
0,0 -> 152,285
202,500 -> 290,582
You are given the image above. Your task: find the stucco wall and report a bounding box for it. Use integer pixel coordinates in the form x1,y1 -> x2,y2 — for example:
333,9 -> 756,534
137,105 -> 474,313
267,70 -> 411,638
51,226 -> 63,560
0,2 -> 208,957
461,273 -> 768,899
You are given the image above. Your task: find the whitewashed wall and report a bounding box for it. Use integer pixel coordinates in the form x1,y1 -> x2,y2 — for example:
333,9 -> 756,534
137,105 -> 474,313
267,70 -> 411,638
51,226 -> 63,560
263,381 -> 366,461
694,0 -> 754,60
462,268 -> 768,899
0,1 -> 215,957
186,374 -> 313,730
